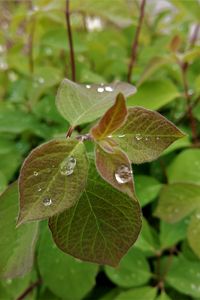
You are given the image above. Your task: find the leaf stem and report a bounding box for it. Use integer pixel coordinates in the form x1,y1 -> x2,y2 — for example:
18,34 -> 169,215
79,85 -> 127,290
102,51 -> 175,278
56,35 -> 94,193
127,0 -> 146,83
66,126 -> 74,138
65,0 -> 76,81
16,278 -> 42,300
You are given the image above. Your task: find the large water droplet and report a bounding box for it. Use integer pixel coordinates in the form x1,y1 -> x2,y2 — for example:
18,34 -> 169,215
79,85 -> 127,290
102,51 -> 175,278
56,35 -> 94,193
97,87 -> 104,93
60,156 -> 76,176
86,84 -> 91,89
115,165 -> 132,184
43,197 -> 52,206
135,134 -> 142,141
33,171 -> 38,176
105,86 -> 113,92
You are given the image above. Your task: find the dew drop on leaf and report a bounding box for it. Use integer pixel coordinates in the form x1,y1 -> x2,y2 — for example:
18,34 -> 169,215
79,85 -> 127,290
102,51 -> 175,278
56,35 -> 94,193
115,164 -> 132,184
105,86 -> 113,92
97,87 -> 104,93
60,156 -> 76,176
38,187 -> 42,192
135,134 -> 143,141
33,171 -> 38,176
118,134 -> 125,138
86,84 -> 91,89
43,197 -> 52,207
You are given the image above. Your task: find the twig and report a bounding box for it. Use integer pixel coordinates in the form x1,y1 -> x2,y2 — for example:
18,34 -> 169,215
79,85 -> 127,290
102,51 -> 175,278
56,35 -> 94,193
16,278 -> 42,300
65,0 -> 76,81
66,126 -> 74,138
127,0 -> 146,83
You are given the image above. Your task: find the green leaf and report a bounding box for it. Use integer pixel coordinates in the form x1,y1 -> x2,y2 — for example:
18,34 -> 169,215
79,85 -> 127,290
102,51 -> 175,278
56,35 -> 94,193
166,255 -> 200,298
170,0 -> 200,20
115,286 -> 157,300
187,209 -> 200,259
105,247 -> 151,288
135,218 -> 160,256
18,138 -> 89,224
160,219 -> 188,250
38,228 -> 98,300
135,175 -> 162,207
0,183 -> 38,279
49,157 -> 141,267
127,80 -> 180,110
156,292 -> 172,300
56,78 -> 136,126
91,93 -> 127,140
0,171 -> 7,194
155,183 -> 200,223
112,107 -> 184,164
95,144 -> 135,198
167,149 -> 200,184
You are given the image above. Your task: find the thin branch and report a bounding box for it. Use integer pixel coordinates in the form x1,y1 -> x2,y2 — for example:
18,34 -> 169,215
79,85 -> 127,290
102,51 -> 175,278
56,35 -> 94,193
66,125 -> 74,138
127,0 -> 146,83
16,278 -> 42,300
65,0 -> 76,81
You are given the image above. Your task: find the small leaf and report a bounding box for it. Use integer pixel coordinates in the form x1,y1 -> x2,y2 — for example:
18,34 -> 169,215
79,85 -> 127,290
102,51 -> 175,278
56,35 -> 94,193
155,183 -> 200,223
38,228 -> 98,300
56,78 -> 136,126
18,138 -> 88,224
105,247 -> 151,288
95,144 -> 135,198
91,93 -> 127,140
187,209 -> 200,259
112,107 -> 184,164
127,80 -> 180,110
0,183 -> 38,279
167,149 -> 200,184
49,157 -> 141,267
166,255 -> 200,298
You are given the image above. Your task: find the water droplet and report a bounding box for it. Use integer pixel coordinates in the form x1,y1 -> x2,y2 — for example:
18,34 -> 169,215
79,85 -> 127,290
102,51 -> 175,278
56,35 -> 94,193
118,134 -> 125,138
38,77 -> 45,84
86,84 -> 91,89
156,136 -> 160,140
60,156 -> 76,176
145,137 -> 148,141
105,86 -> 113,92
33,171 -> 38,176
43,197 -> 52,206
115,165 -> 132,184
97,87 -> 104,93
135,134 -> 142,141
38,187 -> 42,192
108,135 -> 113,138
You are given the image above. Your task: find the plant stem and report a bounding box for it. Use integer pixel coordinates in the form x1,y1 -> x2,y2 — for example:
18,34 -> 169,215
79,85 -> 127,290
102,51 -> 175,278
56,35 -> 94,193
66,126 -> 74,138
65,0 -> 76,81
189,23 -> 200,49
16,278 -> 42,300
127,0 -> 146,83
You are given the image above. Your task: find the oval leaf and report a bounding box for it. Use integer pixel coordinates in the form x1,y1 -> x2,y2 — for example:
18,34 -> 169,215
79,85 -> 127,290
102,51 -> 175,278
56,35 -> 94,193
49,157 -> 142,267
95,144 -> 135,198
91,93 -> 127,140
187,209 -> 200,259
0,183 -> 38,279
112,107 -> 185,164
56,78 -> 136,126
18,138 -> 89,224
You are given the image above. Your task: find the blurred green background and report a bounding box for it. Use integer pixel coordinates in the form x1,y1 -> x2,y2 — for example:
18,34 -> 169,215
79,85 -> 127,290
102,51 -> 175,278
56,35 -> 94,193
0,0 -> 200,299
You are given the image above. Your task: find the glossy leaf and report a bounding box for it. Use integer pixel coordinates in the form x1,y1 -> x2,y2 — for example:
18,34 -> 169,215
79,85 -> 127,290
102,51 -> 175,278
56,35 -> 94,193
95,144 -> 135,198
91,93 -> 127,140
127,80 -> 180,110
187,209 -> 200,259
115,286 -> 157,300
112,107 -> 184,164
38,229 -> 98,300
18,138 -> 89,224
105,247 -> 151,288
56,78 -> 136,126
167,149 -> 200,184
166,255 -> 200,298
155,183 -> 200,223
49,157 -> 141,267
0,183 -> 38,279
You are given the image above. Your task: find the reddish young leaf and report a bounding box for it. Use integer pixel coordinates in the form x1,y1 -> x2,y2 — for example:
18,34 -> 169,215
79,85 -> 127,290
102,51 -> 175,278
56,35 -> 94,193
91,93 -> 127,140
95,144 -> 136,199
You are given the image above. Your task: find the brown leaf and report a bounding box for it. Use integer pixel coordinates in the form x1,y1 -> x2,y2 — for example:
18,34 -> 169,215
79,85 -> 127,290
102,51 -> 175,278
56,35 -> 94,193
95,144 -> 136,199
91,93 -> 127,140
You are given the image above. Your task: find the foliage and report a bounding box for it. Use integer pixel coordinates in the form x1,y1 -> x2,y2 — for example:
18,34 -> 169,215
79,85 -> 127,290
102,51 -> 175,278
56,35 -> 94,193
0,0 -> 200,299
